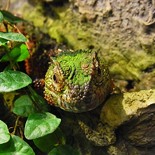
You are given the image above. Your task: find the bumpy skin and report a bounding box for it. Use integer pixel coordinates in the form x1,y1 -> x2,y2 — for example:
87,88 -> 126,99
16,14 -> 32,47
44,50 -> 112,112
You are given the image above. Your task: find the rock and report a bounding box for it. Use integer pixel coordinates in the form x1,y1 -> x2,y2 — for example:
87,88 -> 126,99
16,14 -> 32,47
101,89 -> 155,127
101,89 -> 155,147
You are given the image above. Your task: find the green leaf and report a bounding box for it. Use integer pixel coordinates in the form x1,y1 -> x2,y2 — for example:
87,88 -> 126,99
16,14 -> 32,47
0,12 -> 4,23
0,70 -> 32,92
0,46 -> 20,62
0,32 -> 27,42
0,135 -> 35,155
16,44 -> 29,61
24,112 -> 61,140
33,128 -> 65,153
0,10 -> 24,24
0,120 -> 10,144
0,38 -> 7,46
13,95 -> 37,117
1,44 -> 29,62
48,145 -> 80,155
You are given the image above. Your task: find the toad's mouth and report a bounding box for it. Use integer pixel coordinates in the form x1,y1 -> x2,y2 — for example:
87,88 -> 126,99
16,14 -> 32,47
44,81 -> 105,113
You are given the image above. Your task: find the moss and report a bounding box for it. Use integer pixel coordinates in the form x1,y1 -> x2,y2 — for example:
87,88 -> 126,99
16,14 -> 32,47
56,50 -> 93,85
21,3 -> 94,49
22,3 -> 46,27
48,8 -> 94,49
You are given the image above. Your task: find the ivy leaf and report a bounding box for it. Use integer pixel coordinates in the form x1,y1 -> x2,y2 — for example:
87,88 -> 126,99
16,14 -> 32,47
0,46 -> 20,62
13,95 -> 37,117
16,44 -> 29,61
48,145 -> 80,155
1,44 -> 29,62
24,112 -> 61,140
33,128 -> 65,153
0,120 -> 10,144
0,10 -> 24,24
0,38 -> 7,46
0,32 -> 27,42
0,11 -> 4,23
0,135 -> 35,155
0,70 -> 32,92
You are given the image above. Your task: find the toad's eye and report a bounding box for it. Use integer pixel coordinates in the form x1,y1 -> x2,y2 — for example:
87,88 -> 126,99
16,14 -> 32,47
53,74 -> 58,83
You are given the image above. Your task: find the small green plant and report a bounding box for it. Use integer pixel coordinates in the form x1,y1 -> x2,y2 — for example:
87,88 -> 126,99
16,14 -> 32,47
0,7 -> 80,155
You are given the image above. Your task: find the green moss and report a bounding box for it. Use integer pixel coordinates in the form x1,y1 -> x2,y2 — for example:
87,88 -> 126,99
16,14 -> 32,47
57,50 -> 93,85
22,4 -> 45,27
48,8 -> 94,49
21,3 -> 94,49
